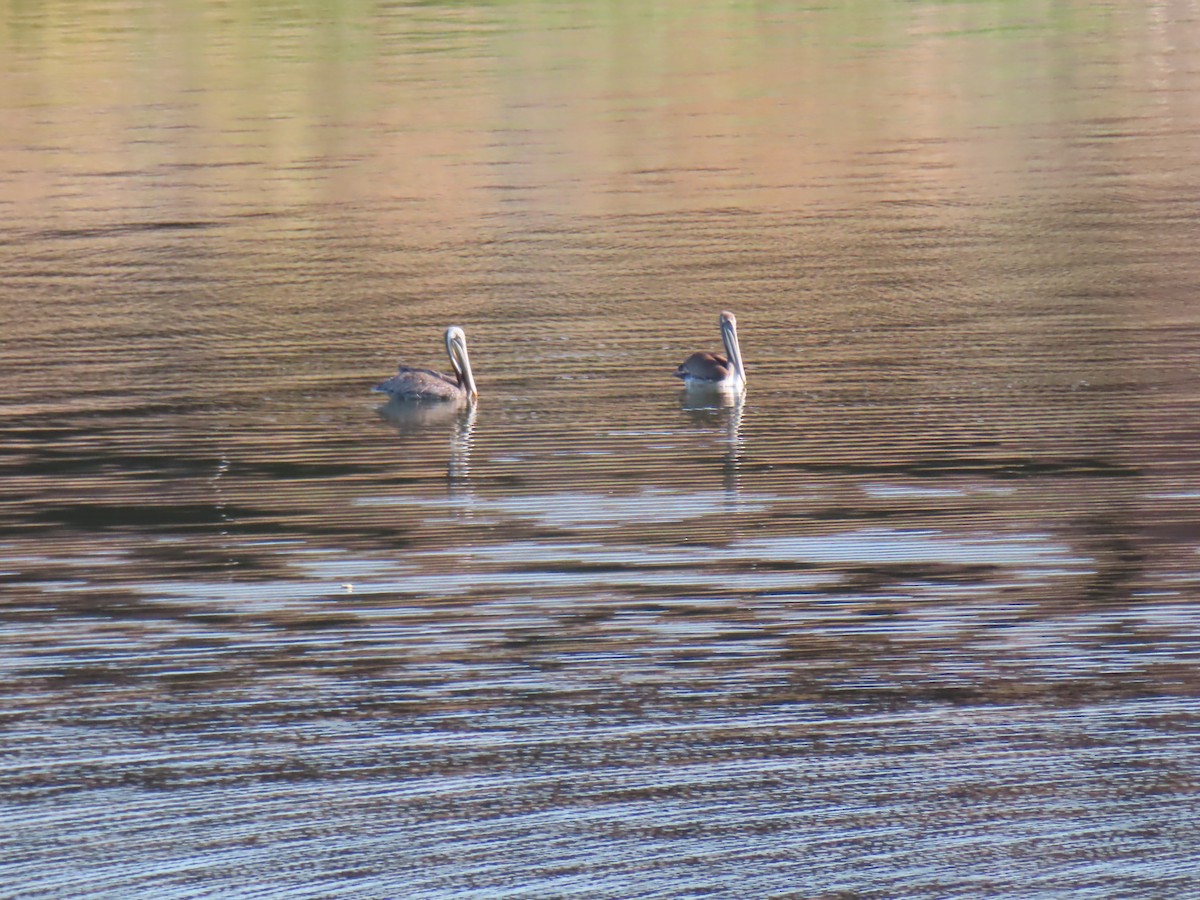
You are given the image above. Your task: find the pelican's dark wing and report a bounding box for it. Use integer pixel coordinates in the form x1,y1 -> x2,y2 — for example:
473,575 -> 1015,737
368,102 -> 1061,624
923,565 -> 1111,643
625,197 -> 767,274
674,352 -> 732,383
373,366 -> 463,402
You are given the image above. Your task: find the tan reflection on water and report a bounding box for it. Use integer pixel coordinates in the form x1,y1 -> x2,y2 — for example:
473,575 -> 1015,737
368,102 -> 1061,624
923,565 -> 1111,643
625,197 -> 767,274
4,2 -> 1199,222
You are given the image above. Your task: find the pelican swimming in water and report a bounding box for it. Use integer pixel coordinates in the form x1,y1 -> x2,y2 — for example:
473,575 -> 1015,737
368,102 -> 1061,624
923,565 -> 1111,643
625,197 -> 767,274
373,326 -> 478,403
674,310 -> 746,394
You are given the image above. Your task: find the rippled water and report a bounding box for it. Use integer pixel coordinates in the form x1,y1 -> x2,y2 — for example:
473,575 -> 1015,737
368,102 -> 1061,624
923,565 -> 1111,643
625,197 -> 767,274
3,1 -> 1200,896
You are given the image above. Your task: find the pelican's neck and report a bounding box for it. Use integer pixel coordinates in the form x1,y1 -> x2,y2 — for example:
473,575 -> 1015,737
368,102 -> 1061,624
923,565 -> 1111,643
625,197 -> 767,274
721,316 -> 746,388
446,328 -> 478,401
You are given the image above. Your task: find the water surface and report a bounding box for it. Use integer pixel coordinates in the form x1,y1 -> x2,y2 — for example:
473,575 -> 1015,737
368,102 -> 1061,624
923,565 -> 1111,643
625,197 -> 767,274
2,1 -> 1200,896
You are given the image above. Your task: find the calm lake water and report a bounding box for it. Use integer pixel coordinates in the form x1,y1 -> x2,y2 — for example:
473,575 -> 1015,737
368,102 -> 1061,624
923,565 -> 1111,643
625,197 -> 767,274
3,1 -> 1200,896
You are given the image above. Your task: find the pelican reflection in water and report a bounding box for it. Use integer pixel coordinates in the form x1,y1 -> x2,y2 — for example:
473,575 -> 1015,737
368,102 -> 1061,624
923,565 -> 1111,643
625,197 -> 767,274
681,392 -> 745,502
674,310 -> 746,395
373,326 -> 478,403
376,401 -> 478,499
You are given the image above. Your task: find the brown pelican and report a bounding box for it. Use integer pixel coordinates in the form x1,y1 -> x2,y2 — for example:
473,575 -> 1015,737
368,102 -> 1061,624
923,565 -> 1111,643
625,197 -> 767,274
674,311 -> 746,394
373,326 -> 478,403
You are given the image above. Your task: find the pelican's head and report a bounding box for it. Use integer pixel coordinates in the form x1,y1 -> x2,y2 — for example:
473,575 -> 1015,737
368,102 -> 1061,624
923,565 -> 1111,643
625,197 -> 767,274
444,326 -> 478,402
718,310 -> 746,388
